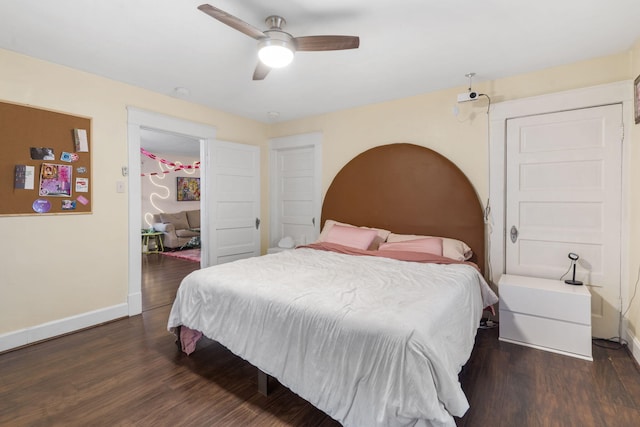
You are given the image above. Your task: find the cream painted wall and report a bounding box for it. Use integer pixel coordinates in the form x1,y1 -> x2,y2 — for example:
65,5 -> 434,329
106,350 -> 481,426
269,50 -> 640,343
0,49 -> 267,335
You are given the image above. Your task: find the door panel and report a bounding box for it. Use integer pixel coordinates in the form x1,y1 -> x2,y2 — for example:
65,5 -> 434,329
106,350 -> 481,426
207,141 -> 260,265
280,149 -> 316,245
270,133 -> 322,248
506,104 -> 623,338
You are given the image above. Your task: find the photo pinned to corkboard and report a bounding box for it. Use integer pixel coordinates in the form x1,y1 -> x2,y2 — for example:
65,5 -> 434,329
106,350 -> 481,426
0,101 -> 92,216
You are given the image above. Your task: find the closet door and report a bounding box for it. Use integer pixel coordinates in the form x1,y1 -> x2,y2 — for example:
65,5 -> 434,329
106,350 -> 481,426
269,133 -> 322,247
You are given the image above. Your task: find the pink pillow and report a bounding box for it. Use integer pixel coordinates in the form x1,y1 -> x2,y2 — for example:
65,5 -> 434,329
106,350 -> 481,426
324,224 -> 379,250
379,237 -> 444,256
317,219 -> 391,250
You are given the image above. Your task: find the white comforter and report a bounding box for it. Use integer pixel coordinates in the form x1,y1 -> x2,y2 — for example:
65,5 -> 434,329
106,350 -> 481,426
167,248 -> 498,427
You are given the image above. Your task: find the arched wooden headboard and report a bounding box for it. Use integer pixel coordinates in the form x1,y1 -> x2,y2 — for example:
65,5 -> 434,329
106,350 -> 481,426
321,143 -> 485,274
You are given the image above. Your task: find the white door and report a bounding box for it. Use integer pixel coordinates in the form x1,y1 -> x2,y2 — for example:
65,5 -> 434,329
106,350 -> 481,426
505,104 -> 623,338
206,140 -> 260,265
269,133 -> 322,247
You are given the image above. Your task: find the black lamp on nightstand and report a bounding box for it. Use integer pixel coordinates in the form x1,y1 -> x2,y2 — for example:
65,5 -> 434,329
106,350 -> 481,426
565,252 -> 583,286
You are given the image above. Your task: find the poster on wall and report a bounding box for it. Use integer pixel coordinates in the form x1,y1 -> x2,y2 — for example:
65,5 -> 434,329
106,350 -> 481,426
38,163 -> 72,197
177,177 -> 200,201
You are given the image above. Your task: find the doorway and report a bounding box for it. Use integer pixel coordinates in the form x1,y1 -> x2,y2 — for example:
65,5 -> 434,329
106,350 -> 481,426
504,104 -> 623,338
127,108 -> 216,317
488,81 -> 633,340
140,128 -> 201,311
269,132 -> 322,248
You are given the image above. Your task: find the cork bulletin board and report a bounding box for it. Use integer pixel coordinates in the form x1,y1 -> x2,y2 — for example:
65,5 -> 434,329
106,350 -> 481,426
0,101 -> 92,216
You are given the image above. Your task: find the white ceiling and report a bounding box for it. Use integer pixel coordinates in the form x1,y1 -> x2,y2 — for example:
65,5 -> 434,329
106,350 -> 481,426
1,0 -> 639,125
140,129 -> 200,157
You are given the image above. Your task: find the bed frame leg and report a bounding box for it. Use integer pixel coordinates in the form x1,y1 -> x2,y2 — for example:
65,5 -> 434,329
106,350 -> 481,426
258,369 -> 270,396
174,326 -> 182,350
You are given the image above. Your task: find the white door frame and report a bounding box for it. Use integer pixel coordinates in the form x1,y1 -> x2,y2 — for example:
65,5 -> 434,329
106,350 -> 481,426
488,80 -> 633,329
127,108 -> 216,316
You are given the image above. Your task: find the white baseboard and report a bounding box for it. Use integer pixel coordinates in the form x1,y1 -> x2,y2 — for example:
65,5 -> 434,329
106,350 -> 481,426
128,292 -> 142,316
624,324 -> 640,366
0,303 -> 129,353
629,332 -> 640,366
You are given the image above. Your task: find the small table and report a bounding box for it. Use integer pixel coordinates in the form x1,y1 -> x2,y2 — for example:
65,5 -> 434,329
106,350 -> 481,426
141,231 -> 164,254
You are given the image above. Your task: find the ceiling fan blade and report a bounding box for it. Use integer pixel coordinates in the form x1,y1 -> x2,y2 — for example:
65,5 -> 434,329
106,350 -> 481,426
253,62 -> 271,80
294,35 -> 360,51
198,4 -> 266,40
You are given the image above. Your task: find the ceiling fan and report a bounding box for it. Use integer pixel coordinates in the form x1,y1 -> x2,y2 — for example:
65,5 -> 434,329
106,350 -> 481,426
198,4 -> 360,80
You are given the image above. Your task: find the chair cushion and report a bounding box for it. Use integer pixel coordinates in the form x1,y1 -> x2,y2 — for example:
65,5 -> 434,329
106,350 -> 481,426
186,210 -> 200,229
159,211 -> 189,230
176,229 -> 200,238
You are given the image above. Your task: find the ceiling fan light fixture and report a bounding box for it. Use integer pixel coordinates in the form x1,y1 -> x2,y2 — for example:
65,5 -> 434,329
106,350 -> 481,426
258,39 -> 293,68
198,6 -> 360,80
258,32 -> 295,68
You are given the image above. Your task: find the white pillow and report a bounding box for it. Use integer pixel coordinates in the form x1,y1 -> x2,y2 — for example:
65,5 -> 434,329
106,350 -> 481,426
378,237 -> 444,256
386,233 -> 472,261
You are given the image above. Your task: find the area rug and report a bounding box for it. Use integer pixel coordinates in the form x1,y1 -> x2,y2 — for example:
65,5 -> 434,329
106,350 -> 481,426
161,248 -> 200,263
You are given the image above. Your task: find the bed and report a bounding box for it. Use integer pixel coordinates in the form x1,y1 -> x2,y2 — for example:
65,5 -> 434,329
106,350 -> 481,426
168,143 -> 498,427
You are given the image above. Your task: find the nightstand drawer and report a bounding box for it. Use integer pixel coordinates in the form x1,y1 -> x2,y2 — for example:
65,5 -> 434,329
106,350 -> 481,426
499,311 -> 592,359
499,274 -> 591,325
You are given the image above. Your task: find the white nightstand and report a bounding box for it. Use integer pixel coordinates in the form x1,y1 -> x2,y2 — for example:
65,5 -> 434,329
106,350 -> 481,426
498,274 -> 592,361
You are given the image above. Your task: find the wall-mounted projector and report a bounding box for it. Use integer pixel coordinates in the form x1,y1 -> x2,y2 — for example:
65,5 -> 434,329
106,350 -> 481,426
457,91 -> 479,103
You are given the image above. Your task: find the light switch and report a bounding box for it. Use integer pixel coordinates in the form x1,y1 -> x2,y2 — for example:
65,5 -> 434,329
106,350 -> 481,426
116,181 -> 126,193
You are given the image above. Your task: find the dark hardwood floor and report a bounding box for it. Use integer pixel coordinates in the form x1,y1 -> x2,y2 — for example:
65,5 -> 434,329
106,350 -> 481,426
458,329 -> 640,427
141,252 -> 200,311
1,253 -> 639,426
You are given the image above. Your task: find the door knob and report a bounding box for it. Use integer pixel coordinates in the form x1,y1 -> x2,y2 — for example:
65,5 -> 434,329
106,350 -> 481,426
510,225 -> 518,243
